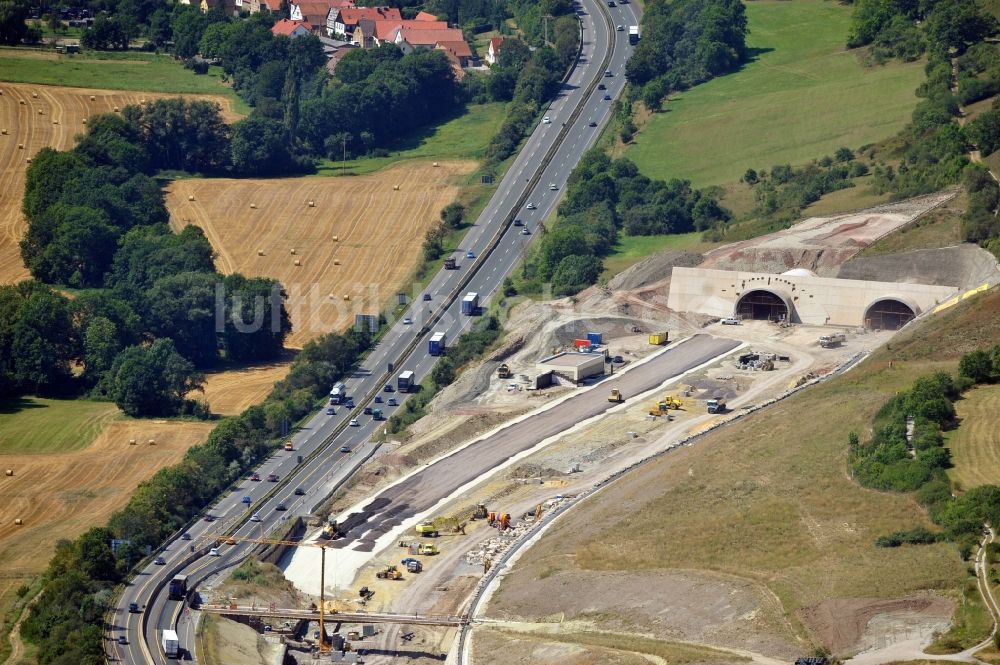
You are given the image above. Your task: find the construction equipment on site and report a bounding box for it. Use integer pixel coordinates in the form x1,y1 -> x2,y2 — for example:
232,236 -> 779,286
471,503 -> 489,520
495,513 -> 511,530
417,543 -> 439,555
819,333 -> 846,348
648,332 -> 669,346
608,388 -> 624,403
203,533 -> 336,653
376,565 -> 403,580
497,363 -> 511,379
707,398 -> 727,414
415,520 -> 439,537
320,517 -> 339,539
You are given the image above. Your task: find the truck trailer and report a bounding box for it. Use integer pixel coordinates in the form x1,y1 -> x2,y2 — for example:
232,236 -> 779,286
461,292 -> 479,316
706,398 -> 727,414
329,382 -> 346,404
428,332 -> 446,356
167,574 -> 188,600
161,629 -> 179,658
628,25 -> 639,44
397,370 -> 415,392
443,257 -> 457,270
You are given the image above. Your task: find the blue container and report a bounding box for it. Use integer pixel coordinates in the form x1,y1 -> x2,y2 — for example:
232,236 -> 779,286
587,332 -> 602,345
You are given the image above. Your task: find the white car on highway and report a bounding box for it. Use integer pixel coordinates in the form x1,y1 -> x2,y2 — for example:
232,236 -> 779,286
526,202 -> 536,210
349,418 -> 359,427
250,512 -> 262,522
543,116 -> 551,124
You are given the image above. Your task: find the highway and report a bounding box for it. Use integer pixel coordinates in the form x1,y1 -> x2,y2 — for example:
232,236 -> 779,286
109,0 -> 641,661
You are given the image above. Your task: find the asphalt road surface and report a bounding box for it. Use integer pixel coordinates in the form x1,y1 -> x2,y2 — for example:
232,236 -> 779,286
111,0 -> 642,660
335,335 -> 740,551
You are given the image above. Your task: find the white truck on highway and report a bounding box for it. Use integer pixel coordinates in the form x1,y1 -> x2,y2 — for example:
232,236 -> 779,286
161,629 -> 179,658
329,382 -> 346,404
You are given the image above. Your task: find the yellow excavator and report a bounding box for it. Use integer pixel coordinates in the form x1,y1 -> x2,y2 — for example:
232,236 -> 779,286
608,388 -> 624,403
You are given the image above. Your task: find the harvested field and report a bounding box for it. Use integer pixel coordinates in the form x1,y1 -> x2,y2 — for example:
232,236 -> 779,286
165,160 -> 475,347
0,82 -> 239,284
198,358 -> 294,416
0,415 -> 213,574
946,384 -> 1000,489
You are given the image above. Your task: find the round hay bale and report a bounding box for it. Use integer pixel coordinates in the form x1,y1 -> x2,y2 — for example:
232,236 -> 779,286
308,200 -> 315,207
113,106 -> 119,112
26,158 -> 31,164
53,120 -> 58,125
18,144 -> 23,149
433,162 -> 439,167
290,248 -> 296,255
37,109 -> 43,115
393,184 -> 400,191
188,194 -> 195,201
343,294 -> 350,301
5,469 -> 12,476
333,259 -> 340,265
81,118 -> 87,124
1,129 -> 6,134
257,249 -> 265,256
140,98 -> 146,104
129,439 -> 137,445
32,92 -> 37,98
294,259 -> 301,266
148,438 -> 156,445
250,203 -> 257,209
14,519 -> 23,526
332,235 -> 339,242
90,95 -> 96,101
19,100 -> 25,105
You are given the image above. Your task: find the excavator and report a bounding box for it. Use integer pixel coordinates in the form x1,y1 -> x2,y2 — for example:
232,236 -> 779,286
471,503 -> 489,520
497,363 -> 511,379
608,388 -> 624,403
648,395 -> 683,417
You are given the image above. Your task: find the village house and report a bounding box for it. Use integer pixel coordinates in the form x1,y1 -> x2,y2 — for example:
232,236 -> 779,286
249,0 -> 284,14
271,18 -> 313,38
291,0 -> 353,30
485,36 -> 503,65
329,6 -> 401,40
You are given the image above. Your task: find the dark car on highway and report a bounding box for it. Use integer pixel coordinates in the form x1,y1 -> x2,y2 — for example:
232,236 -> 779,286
294,487 -> 306,496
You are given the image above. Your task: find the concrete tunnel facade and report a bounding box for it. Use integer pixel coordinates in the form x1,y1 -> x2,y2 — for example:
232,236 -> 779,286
667,267 -> 956,328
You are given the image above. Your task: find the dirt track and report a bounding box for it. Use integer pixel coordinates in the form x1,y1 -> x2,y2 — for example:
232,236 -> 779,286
165,161 -> 474,347
0,418 -> 213,574
0,82 -> 239,285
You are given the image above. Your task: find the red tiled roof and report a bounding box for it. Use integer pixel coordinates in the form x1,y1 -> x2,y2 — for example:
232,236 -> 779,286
489,36 -> 502,51
336,6 -> 401,27
271,18 -> 312,35
374,19 -> 448,41
395,26 -> 464,46
414,11 -> 438,21
262,0 -> 283,10
436,40 -> 472,58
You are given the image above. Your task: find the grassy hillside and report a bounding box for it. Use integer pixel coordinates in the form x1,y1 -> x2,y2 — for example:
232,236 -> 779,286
946,384 -> 1000,490
0,397 -> 119,454
626,0 -> 924,187
0,47 -> 248,113
491,287 -> 1000,652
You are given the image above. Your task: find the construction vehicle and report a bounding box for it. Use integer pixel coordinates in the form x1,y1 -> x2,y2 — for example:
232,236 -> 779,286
497,513 -> 511,530
663,395 -> 682,409
417,543 -> 439,555
321,519 -> 339,539
471,503 -> 489,520
819,333 -> 846,348
648,332 -> 669,345
707,398 -> 727,414
415,520 -> 439,537
375,565 -> 403,580
497,363 -> 511,379
608,388 -> 624,403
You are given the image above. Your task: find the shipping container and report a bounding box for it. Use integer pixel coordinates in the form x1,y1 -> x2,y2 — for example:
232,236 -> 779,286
428,332 -> 446,356
397,370 -> 415,392
586,332 -> 602,346
461,292 -> 479,315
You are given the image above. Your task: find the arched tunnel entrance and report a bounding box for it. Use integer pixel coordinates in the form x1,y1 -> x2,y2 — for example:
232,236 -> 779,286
735,290 -> 790,322
865,299 -> 915,331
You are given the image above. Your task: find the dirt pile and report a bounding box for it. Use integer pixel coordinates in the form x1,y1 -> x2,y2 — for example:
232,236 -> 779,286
837,244 -> 1000,288
607,250 -> 704,291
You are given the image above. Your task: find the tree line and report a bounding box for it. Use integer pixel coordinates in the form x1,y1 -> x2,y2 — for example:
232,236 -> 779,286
2,99 -> 290,415
849,344 -> 1000,559
21,323 -> 374,665
520,149 -> 729,296
625,0 -> 748,111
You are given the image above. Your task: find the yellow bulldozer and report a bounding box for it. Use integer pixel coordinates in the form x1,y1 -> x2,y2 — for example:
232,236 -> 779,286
648,395 -> 683,417
608,388 -> 624,403
375,565 -> 403,580
497,363 -> 511,379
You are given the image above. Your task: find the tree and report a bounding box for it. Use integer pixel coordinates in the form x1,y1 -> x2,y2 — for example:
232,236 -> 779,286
81,14 -> 132,50
959,349 -> 994,384
109,224 -> 215,303
83,316 -> 121,387
220,274 -> 290,362
75,527 -> 120,582
431,357 -> 455,387
968,109 -> 1000,157
440,202 -> 465,230
108,338 -> 204,417
229,116 -> 295,176
145,272 -> 223,367
551,255 -> 603,296
742,168 -> 758,185
0,0 -> 30,45
10,287 -> 78,395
